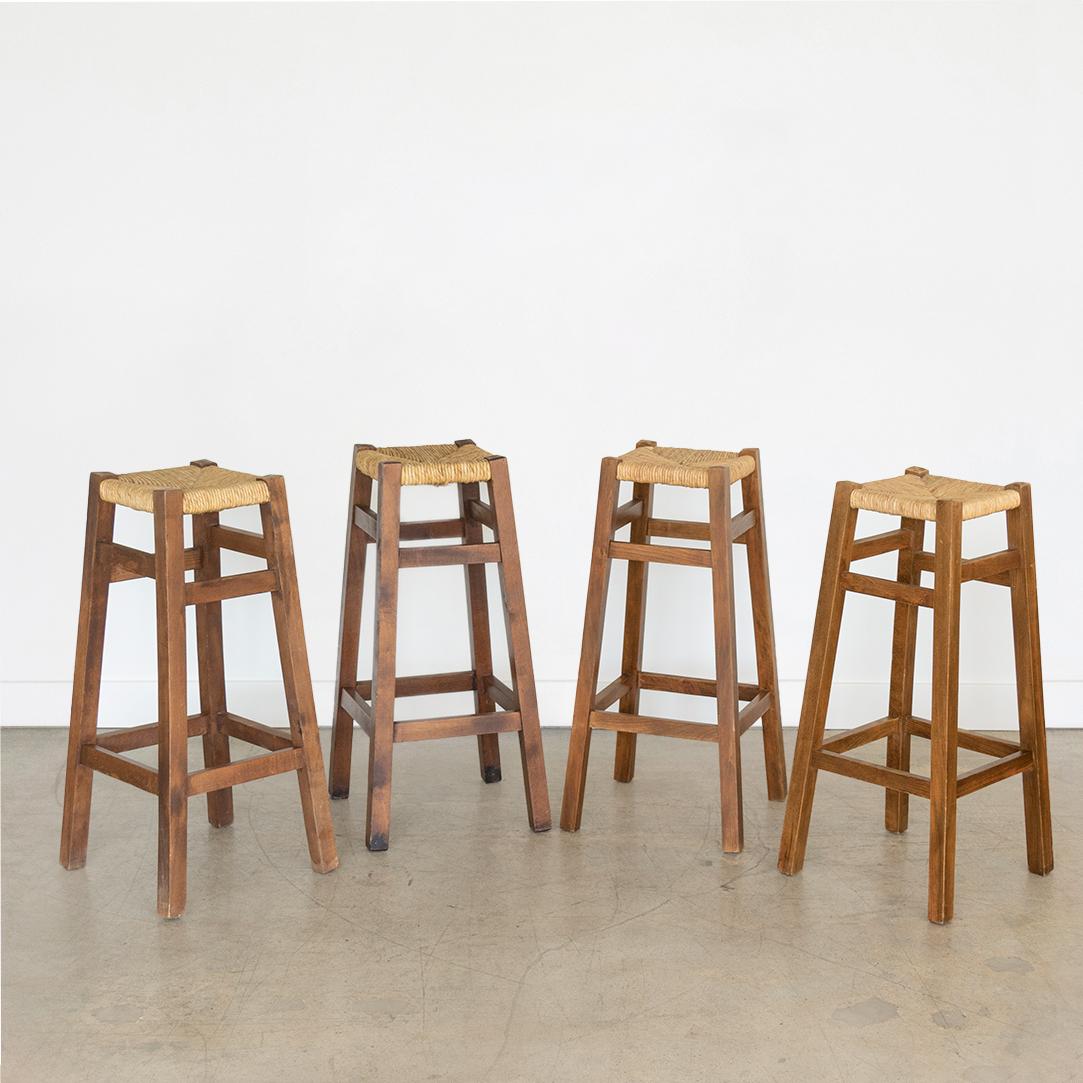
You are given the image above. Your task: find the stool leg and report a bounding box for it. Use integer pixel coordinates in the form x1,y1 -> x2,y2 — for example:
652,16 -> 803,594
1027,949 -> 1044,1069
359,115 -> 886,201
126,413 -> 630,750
614,475 -> 653,783
191,504 -> 233,828
489,457 -> 551,830
778,482 -> 858,875
561,458 -> 620,832
261,476 -> 339,873
1006,483 -> 1054,875
366,462 -> 401,851
154,489 -> 189,918
928,499 -> 962,923
708,467 -> 743,852
458,464 -> 501,784
738,448 -> 787,802
885,515 -> 925,834
329,447 -> 373,799
60,473 -> 116,870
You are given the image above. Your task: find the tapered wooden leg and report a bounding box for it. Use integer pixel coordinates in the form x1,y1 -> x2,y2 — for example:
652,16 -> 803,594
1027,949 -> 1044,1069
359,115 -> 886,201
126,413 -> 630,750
561,459 -> 620,832
457,440 -> 501,783
366,462 -> 401,851
885,512 -> 925,833
738,448 -> 787,801
614,448 -> 655,783
191,498 -> 233,828
329,446 -> 374,799
154,488 -> 189,919
1006,483 -> 1053,875
489,457 -> 550,830
261,477 -> 339,873
60,473 -> 116,870
928,499 -> 962,923
778,482 -> 859,875
708,468 -> 743,852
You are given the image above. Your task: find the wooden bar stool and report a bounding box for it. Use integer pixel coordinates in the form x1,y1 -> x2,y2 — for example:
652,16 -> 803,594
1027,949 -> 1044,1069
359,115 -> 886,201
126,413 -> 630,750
560,441 -> 788,852
59,461 -> 338,918
327,440 -> 551,850
778,467 -> 1054,923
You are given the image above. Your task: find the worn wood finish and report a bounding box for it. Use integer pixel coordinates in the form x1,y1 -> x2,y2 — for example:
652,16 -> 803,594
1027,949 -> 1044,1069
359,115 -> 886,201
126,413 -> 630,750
220,712 -> 294,751
488,457 -> 551,830
60,473 -> 117,870
813,750 -> 932,798
399,518 -> 465,541
153,488 -> 189,919
956,751 -> 1033,798
708,466 -> 743,852
457,441 -> 502,783
615,444 -> 655,783
191,501 -> 233,828
207,524 -> 268,559
739,448 -> 787,802
778,482 -> 859,875
594,673 -> 631,711
1006,482 -> 1054,875
329,447 -> 373,799
928,498 -> 962,924
96,714 -> 208,753
885,516 -> 925,833
81,745 -> 159,795
365,461 -> 402,851
260,476 -> 339,874
560,459 -> 621,832
188,748 -> 305,796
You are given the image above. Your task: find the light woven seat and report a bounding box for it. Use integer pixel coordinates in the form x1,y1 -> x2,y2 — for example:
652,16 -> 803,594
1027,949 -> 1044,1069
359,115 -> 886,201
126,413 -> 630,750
851,471 -> 1020,522
615,446 -> 756,489
99,465 -> 270,514
355,443 -> 494,486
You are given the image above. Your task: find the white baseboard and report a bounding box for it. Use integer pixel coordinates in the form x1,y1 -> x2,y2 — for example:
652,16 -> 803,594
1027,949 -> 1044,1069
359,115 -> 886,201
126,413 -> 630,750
2,680 -> 1080,729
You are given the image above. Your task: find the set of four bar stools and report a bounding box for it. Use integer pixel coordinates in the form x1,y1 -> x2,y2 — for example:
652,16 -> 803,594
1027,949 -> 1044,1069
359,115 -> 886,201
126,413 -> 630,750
59,441 -> 1053,924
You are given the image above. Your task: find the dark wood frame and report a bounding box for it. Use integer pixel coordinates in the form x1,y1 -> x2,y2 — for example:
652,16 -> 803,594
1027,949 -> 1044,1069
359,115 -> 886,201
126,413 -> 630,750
777,468 -> 1054,923
59,461 -> 339,918
327,440 -> 551,850
559,441 -> 787,852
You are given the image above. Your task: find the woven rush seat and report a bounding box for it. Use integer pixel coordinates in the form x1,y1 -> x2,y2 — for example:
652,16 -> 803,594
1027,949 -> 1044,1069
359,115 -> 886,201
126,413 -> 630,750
99,465 -> 270,514
355,444 -> 494,486
851,472 -> 1020,522
615,446 -> 756,489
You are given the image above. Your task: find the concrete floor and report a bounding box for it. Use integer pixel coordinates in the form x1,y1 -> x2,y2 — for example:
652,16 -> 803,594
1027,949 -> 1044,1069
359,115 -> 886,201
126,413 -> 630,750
2,727 -> 1081,1082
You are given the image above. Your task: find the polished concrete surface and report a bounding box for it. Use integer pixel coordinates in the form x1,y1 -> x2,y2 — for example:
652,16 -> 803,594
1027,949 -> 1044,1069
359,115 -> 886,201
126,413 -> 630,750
3,727 -> 1081,1081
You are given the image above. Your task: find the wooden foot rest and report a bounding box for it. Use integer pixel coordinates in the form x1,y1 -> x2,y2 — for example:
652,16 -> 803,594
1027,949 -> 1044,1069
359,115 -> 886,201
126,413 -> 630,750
589,693 -> 773,742
814,715 -> 1033,798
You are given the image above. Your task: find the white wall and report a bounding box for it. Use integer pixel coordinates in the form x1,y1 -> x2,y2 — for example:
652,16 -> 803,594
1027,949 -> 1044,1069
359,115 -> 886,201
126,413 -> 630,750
2,2 -> 1080,731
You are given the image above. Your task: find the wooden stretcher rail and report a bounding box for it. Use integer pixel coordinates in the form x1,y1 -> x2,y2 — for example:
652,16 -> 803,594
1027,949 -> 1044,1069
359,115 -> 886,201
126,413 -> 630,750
609,541 -> 712,568
354,505 -> 378,541
356,671 -> 475,700
399,519 -> 465,541
187,748 -> 304,796
593,673 -> 631,711
484,675 -> 519,712
849,529 -> 911,562
184,570 -> 278,606
398,543 -> 501,568
812,749 -> 932,798
842,572 -> 935,608
907,717 -> 1022,757
107,543 -> 203,582
81,745 -> 158,794
589,710 -> 719,742
818,716 -> 897,754
393,712 -> 523,743
638,671 -> 762,701
737,692 -> 772,734
220,712 -> 294,751
465,499 -> 496,530
909,549 -> 1022,583
96,713 -> 208,753
207,525 -> 267,559
612,499 -> 644,532
956,751 -> 1033,797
